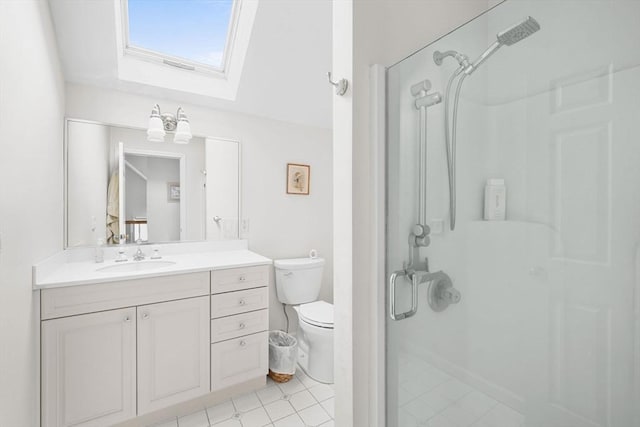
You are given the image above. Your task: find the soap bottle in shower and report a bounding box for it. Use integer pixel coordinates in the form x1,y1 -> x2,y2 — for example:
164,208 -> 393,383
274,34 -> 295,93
484,178 -> 506,221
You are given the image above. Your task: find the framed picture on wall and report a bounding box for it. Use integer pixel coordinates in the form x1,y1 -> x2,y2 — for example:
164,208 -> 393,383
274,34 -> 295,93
167,182 -> 180,202
286,163 -> 310,195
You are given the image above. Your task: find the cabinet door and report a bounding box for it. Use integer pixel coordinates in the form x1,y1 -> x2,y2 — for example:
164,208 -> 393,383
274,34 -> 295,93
211,331 -> 268,391
41,308 -> 136,427
137,296 -> 210,414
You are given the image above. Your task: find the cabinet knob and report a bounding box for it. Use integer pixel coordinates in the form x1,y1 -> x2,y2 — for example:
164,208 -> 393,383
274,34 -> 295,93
239,322 -> 246,329
238,299 -> 246,306
239,275 -> 246,282
124,316 -> 131,322
142,313 -> 149,320
239,340 -> 247,347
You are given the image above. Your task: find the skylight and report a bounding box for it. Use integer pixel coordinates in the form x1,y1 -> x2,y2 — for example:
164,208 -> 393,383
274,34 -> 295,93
125,0 -> 235,71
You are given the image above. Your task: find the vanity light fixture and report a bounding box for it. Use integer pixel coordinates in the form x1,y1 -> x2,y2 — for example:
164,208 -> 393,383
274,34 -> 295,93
146,104 -> 192,144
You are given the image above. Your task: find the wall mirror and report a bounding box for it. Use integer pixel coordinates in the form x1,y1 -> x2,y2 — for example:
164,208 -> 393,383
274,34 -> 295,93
65,119 -> 240,247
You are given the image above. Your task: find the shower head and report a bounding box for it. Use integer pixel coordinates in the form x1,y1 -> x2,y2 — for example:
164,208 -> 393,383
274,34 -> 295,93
433,16 -> 540,74
463,16 -> 540,74
496,16 -> 540,46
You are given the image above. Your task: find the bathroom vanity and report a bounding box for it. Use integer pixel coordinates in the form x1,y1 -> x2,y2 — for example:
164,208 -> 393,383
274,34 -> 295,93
34,242 -> 271,427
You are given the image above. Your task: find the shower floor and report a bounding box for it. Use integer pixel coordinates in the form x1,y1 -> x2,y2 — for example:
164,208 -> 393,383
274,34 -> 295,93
396,353 -> 524,427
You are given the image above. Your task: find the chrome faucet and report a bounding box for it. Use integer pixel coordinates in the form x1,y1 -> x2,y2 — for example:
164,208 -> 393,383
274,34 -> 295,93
133,240 -> 145,261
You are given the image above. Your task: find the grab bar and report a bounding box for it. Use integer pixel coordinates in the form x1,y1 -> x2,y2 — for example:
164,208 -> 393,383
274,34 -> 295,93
389,270 -> 418,320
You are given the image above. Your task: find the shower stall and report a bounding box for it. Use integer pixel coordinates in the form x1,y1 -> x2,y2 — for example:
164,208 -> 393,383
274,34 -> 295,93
385,1 -> 640,426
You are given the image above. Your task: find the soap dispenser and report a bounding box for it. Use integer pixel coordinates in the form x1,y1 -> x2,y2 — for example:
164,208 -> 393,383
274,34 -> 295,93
95,238 -> 105,263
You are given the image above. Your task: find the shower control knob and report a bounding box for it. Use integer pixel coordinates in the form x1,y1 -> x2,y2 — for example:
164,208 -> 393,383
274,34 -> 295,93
416,235 -> 431,247
412,224 -> 430,238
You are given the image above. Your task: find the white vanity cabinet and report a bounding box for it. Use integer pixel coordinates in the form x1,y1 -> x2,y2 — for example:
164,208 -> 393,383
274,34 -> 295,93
39,262 -> 271,427
41,308 -> 137,427
40,272 -> 210,427
137,296 -> 210,415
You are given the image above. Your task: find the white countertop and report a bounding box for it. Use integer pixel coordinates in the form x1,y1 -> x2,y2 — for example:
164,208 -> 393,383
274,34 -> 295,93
33,241 -> 272,289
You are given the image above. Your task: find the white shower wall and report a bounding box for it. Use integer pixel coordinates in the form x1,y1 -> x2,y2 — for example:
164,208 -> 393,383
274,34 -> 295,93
387,2 -> 640,426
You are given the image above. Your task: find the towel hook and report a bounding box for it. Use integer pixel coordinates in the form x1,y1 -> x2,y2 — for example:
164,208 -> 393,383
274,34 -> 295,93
327,72 -> 348,96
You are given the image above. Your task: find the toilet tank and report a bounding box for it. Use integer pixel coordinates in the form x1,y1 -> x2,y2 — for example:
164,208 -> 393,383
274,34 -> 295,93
274,257 -> 325,305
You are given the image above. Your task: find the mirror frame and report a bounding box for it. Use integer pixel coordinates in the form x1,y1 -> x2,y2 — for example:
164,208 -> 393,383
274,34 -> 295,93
63,117 -> 242,248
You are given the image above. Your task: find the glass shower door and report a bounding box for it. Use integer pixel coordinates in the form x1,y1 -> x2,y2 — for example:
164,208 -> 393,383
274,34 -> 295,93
385,2 -> 640,426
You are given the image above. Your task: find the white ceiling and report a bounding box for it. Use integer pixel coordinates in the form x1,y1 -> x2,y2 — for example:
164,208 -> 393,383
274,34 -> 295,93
48,0 -> 333,129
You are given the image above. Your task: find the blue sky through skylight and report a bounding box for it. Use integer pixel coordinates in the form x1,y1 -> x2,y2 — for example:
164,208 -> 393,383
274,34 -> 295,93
127,0 -> 234,69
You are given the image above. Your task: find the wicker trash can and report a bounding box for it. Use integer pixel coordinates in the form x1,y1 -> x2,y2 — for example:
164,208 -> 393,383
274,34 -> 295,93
268,331 -> 298,383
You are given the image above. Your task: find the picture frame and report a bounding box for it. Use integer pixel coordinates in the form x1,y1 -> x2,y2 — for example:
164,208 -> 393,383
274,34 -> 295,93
286,163 -> 310,195
167,182 -> 180,202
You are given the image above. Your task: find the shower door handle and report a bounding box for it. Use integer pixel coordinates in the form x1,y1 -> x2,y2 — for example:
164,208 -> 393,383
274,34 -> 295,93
389,270 -> 418,320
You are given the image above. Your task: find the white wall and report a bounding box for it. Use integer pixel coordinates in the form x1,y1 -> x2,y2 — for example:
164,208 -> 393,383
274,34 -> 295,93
65,83 -> 333,330
67,120 -> 110,247
146,158 -> 181,242
124,158 -> 147,219
206,138 -> 240,241
126,155 -> 181,242
333,1 -> 494,425
0,1 -> 65,425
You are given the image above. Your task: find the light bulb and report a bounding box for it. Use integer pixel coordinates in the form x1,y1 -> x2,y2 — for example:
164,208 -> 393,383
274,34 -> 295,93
147,115 -> 165,142
173,119 -> 192,144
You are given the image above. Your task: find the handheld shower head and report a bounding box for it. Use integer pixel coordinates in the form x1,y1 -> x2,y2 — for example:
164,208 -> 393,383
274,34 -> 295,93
464,16 -> 540,74
496,16 -> 540,46
433,17 -> 540,74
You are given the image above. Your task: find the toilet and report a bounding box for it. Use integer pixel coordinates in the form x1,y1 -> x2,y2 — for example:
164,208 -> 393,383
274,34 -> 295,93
274,256 -> 334,384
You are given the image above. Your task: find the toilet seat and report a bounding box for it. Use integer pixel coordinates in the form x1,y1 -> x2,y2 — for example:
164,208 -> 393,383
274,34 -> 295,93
298,301 -> 333,329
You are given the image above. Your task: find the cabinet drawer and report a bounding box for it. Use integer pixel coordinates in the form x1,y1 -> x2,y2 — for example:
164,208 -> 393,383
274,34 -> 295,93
41,272 -> 210,320
211,265 -> 269,294
211,332 -> 268,391
211,287 -> 268,318
211,310 -> 268,343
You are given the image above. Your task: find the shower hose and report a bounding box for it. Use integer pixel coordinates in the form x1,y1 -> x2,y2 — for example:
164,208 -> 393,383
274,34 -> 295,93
443,68 -> 467,231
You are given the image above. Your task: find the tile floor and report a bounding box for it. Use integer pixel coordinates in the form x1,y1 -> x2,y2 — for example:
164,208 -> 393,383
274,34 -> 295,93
151,355 -> 521,427
151,369 -> 334,427
396,354 -> 525,427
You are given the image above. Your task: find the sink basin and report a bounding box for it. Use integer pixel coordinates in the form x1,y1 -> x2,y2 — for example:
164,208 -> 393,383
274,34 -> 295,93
96,260 -> 176,273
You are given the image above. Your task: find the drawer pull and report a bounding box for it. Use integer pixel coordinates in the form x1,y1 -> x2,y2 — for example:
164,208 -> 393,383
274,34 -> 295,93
239,340 -> 247,347
239,322 -> 246,329
239,275 -> 246,282
239,299 -> 246,306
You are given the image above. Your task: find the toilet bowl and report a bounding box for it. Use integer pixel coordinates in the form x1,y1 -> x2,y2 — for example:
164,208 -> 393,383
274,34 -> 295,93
274,256 -> 334,384
294,301 -> 334,383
